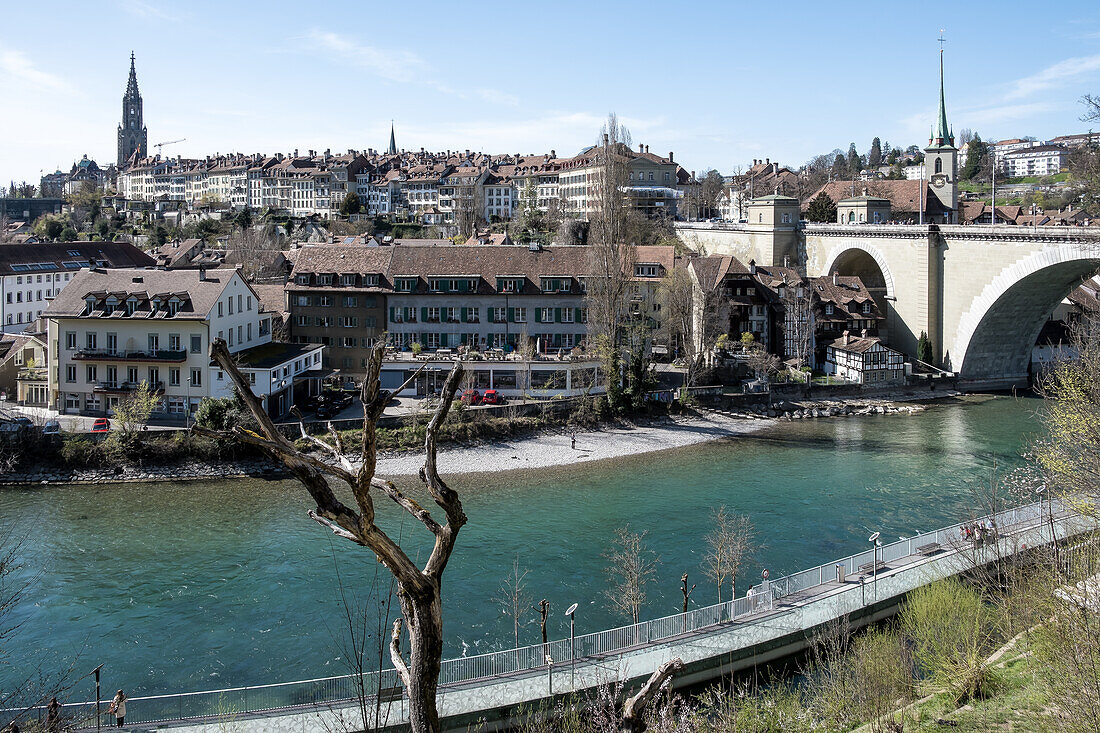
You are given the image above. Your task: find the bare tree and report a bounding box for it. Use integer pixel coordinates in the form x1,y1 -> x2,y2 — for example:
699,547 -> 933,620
781,280 -> 814,380
586,114 -> 637,410
198,340 -> 464,733
499,557 -> 529,649
603,526 -> 657,624
743,344 -> 782,384
704,508 -> 756,603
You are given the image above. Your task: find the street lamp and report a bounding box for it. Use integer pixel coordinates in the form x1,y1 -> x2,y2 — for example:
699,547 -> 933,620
184,376 -> 192,428
565,602 -> 578,691
868,531 -> 881,602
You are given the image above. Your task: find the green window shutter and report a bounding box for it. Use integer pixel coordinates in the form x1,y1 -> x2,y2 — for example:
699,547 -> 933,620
421,307 -> 428,322
554,308 -> 562,323
389,307 -> 395,322
508,307 -> 515,322
459,280 -> 468,293
461,307 -> 468,322
535,308 -> 542,323
554,333 -> 562,347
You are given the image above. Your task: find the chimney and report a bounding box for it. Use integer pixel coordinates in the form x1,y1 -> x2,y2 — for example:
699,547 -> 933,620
766,157 -> 770,165
669,151 -> 674,162
842,330 -> 850,345
638,143 -> 644,153
748,258 -> 757,275
861,328 -> 868,338
550,149 -> 556,158
602,133 -> 609,147
832,272 -> 838,286
645,145 -> 649,153
199,265 -> 207,281
783,255 -> 790,268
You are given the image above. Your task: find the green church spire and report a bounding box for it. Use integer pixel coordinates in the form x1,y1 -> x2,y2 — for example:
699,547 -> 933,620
930,40 -> 954,148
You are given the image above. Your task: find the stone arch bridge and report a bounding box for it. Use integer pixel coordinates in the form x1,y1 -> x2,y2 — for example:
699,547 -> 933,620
676,222 -> 1100,388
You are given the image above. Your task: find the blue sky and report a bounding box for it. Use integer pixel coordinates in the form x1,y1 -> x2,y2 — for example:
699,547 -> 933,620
4,0 -> 1100,184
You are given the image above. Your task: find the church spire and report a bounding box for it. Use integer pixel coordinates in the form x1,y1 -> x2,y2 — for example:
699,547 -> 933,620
387,121 -> 397,155
930,35 -> 953,148
126,51 -> 139,97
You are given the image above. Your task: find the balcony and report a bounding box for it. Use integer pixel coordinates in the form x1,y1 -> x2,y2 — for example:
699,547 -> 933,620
16,368 -> 46,382
73,349 -> 188,363
92,381 -> 165,394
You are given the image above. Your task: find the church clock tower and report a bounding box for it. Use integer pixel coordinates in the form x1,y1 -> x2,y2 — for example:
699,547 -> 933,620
924,44 -> 957,223
117,52 -> 148,168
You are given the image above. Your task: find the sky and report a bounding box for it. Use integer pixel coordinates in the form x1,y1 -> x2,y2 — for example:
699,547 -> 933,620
3,0 -> 1100,185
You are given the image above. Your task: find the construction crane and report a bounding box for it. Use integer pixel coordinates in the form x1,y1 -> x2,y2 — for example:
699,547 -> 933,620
153,138 -> 186,154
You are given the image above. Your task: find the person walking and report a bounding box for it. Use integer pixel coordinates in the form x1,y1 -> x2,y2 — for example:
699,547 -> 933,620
570,430 -> 577,450
45,697 -> 61,733
108,690 -> 126,728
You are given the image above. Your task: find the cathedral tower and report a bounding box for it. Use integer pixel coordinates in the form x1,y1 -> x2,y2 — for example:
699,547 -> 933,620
924,45 -> 957,223
117,52 -> 148,167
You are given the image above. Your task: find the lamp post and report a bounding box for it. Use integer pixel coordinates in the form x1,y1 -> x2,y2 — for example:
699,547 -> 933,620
868,531 -> 881,602
87,664 -> 103,733
184,376 -> 192,428
565,602 -> 578,691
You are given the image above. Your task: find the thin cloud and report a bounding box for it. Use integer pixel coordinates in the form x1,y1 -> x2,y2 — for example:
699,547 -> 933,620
1005,54 -> 1100,101
306,29 -> 428,84
116,0 -> 181,22
306,29 -> 519,107
0,48 -> 72,93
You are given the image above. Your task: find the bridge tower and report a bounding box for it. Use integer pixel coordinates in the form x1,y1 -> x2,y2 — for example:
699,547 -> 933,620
924,45 -> 957,224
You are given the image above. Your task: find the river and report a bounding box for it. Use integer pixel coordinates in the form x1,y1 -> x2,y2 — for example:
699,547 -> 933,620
1,394 -> 1042,698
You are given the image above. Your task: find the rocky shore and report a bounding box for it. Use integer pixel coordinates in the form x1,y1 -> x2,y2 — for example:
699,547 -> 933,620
2,457 -> 287,486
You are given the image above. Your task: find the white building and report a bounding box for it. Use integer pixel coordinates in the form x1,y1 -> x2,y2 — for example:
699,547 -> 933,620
0,242 -> 155,334
824,333 -> 905,385
1003,145 -> 1068,178
45,267 -> 323,420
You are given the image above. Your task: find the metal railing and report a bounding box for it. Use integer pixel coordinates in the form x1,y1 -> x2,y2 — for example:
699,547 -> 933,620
19,497 -> 1079,727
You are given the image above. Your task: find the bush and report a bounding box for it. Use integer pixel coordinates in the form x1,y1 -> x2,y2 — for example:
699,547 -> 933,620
59,436 -> 105,467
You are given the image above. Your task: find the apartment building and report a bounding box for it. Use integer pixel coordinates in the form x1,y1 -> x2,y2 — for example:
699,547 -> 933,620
286,246 -> 391,378
45,267 -> 322,419
0,242 -> 155,333
385,245 -> 590,352
1003,145 -> 1068,177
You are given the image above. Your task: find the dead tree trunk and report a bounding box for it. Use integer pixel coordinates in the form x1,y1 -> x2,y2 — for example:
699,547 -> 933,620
620,658 -> 684,733
198,340 -> 464,733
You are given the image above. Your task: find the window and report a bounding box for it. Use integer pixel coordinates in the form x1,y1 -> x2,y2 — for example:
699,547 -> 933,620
128,367 -> 138,383
634,264 -> 659,278
466,308 -> 479,323
540,307 -> 554,323
169,368 -> 181,387
190,369 -> 202,387
190,335 -> 202,354
148,367 -> 159,386
318,296 -> 332,307
148,334 -> 159,353
86,332 -> 97,350
561,309 -> 575,323
446,307 -> 459,323
228,298 -> 234,315
862,302 -> 872,314
65,365 -> 76,383
341,274 -> 355,286
65,332 -> 76,350
218,302 -> 224,317
514,308 -> 527,323
427,307 -> 441,322
296,295 -> 311,307
492,307 -> 507,323
237,294 -> 243,313
106,333 -> 117,354
246,296 -> 252,311
343,296 -> 358,308
825,304 -> 834,315
169,334 -> 180,351
86,365 -> 97,383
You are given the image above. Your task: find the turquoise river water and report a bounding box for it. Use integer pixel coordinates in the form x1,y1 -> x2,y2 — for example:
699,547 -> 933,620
1,394 -> 1042,699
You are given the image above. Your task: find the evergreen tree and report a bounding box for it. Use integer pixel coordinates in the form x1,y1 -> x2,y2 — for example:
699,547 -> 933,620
339,192 -> 361,216
235,206 -> 253,231
806,192 -> 837,223
868,137 -> 883,168
917,331 -> 933,364
832,154 -> 847,178
847,143 -> 862,176
960,135 -> 988,181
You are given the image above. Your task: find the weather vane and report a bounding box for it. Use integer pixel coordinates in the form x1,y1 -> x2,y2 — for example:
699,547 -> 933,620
938,29 -> 946,50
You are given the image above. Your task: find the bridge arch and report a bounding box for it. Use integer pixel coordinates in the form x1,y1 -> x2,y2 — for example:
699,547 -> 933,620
821,242 -> 895,299
950,246 -> 1100,383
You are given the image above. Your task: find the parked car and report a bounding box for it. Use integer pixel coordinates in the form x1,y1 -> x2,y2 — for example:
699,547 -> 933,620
0,422 -> 21,434
315,403 -> 338,420
460,389 -> 482,406
91,418 -> 111,433
42,420 -> 61,435
481,389 -> 503,405
12,417 -> 33,429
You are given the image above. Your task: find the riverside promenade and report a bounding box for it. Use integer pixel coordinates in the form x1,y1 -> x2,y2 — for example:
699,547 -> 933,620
52,498 -> 1093,733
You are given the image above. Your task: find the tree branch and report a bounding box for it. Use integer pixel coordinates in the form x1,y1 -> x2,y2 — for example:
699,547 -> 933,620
371,477 -> 443,536
621,657 -> 684,733
390,618 -> 411,689
421,363 -> 468,580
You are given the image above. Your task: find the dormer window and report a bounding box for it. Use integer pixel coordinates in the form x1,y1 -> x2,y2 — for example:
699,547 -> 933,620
126,298 -> 138,316
341,274 -> 356,286
318,274 -> 334,285
634,264 -> 660,278
296,274 -> 310,285
825,304 -> 835,315
168,298 -> 181,316
105,296 -> 118,312
85,296 -> 97,313
363,274 -> 379,287
861,302 -> 872,315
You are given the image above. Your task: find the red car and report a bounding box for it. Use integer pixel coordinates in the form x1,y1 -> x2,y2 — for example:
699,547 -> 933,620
459,389 -> 482,406
91,418 -> 111,433
481,389 -> 503,405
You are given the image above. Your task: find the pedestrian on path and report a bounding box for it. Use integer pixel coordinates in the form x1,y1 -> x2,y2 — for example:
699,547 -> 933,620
108,691 -> 126,728
570,430 -> 577,450
45,697 -> 61,733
